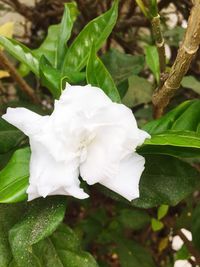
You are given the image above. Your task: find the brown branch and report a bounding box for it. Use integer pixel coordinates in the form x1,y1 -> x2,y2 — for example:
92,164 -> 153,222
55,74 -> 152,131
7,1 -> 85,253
0,51 -> 39,103
177,230 -> 200,265
152,0 -> 200,118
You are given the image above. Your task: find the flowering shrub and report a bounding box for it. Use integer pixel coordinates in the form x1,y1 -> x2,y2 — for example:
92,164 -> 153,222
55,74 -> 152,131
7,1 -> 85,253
0,1 -> 200,266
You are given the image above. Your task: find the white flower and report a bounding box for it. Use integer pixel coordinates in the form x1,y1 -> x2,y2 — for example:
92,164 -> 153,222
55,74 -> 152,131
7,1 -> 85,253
2,84 -> 150,201
174,260 -> 192,267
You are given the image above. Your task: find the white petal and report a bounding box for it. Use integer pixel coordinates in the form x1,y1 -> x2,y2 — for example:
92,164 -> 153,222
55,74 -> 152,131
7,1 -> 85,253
80,126 -> 124,185
27,139 -> 88,201
59,84 -> 112,111
137,129 -> 151,146
2,107 -> 48,136
100,153 -> 145,201
80,103 -> 149,186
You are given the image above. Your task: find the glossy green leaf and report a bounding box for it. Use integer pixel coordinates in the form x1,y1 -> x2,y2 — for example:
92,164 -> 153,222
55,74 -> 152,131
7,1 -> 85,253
101,49 -> 145,84
143,100 -> 200,134
144,131 -> 200,148
34,2 -> 77,69
57,2 -> 77,68
140,100 -> 200,158
0,119 -> 25,154
9,197 -> 66,267
140,131 -> 200,158
0,36 -> 39,76
34,25 -> 60,67
86,46 -> 121,103
133,155 -> 200,208
39,56 -> 62,99
62,0 -> 118,73
122,75 -> 153,107
139,144 -> 200,158
0,147 -> 30,203
145,45 -> 160,83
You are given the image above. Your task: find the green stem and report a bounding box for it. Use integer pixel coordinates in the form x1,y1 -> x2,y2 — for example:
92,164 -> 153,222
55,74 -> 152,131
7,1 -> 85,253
151,14 -> 166,73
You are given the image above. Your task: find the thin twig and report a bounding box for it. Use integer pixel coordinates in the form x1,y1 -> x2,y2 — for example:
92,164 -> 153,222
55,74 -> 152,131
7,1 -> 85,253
0,51 -> 39,103
152,0 -> 200,118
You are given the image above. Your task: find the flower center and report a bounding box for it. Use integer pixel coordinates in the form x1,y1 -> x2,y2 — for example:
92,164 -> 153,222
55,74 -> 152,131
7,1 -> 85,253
79,132 -> 96,163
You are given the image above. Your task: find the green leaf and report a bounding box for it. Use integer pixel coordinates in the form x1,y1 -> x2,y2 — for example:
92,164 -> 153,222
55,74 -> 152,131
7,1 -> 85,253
140,131 -> 200,158
0,119 -> 25,154
117,208 -> 150,230
116,238 -> 156,267
192,203 -> 200,251
143,100 -> 200,134
144,131 -> 200,148
39,56 -> 62,99
0,36 -> 39,76
0,203 -> 26,267
181,75 -> 200,95
101,49 -> 145,85
122,75 -> 153,107
133,155 -> 200,208
145,45 -> 160,83
140,100 -> 200,158
86,45 -> 121,103
9,197 -> 66,267
57,2 -> 78,68
50,224 -> 98,267
34,2 -> 77,69
32,224 -> 99,267
62,0 -> 119,73
151,218 -> 164,232
0,147 -> 30,203
157,205 -> 169,220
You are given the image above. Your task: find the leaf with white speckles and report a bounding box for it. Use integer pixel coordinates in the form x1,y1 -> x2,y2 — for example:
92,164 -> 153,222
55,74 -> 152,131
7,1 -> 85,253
9,197 -> 66,267
132,155 -> 200,208
11,223 -> 99,267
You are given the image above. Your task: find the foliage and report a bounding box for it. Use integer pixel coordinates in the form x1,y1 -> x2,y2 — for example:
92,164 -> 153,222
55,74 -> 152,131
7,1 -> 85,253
0,0 -> 200,266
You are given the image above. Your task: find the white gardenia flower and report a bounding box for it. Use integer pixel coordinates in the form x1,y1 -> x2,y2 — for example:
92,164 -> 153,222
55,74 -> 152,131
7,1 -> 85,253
2,84 -> 150,201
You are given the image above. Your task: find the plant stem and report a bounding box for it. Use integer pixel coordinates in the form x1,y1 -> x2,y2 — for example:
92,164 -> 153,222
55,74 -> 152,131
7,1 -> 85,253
135,0 -> 166,76
151,14 -> 166,73
152,0 -> 200,118
0,51 -> 39,104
